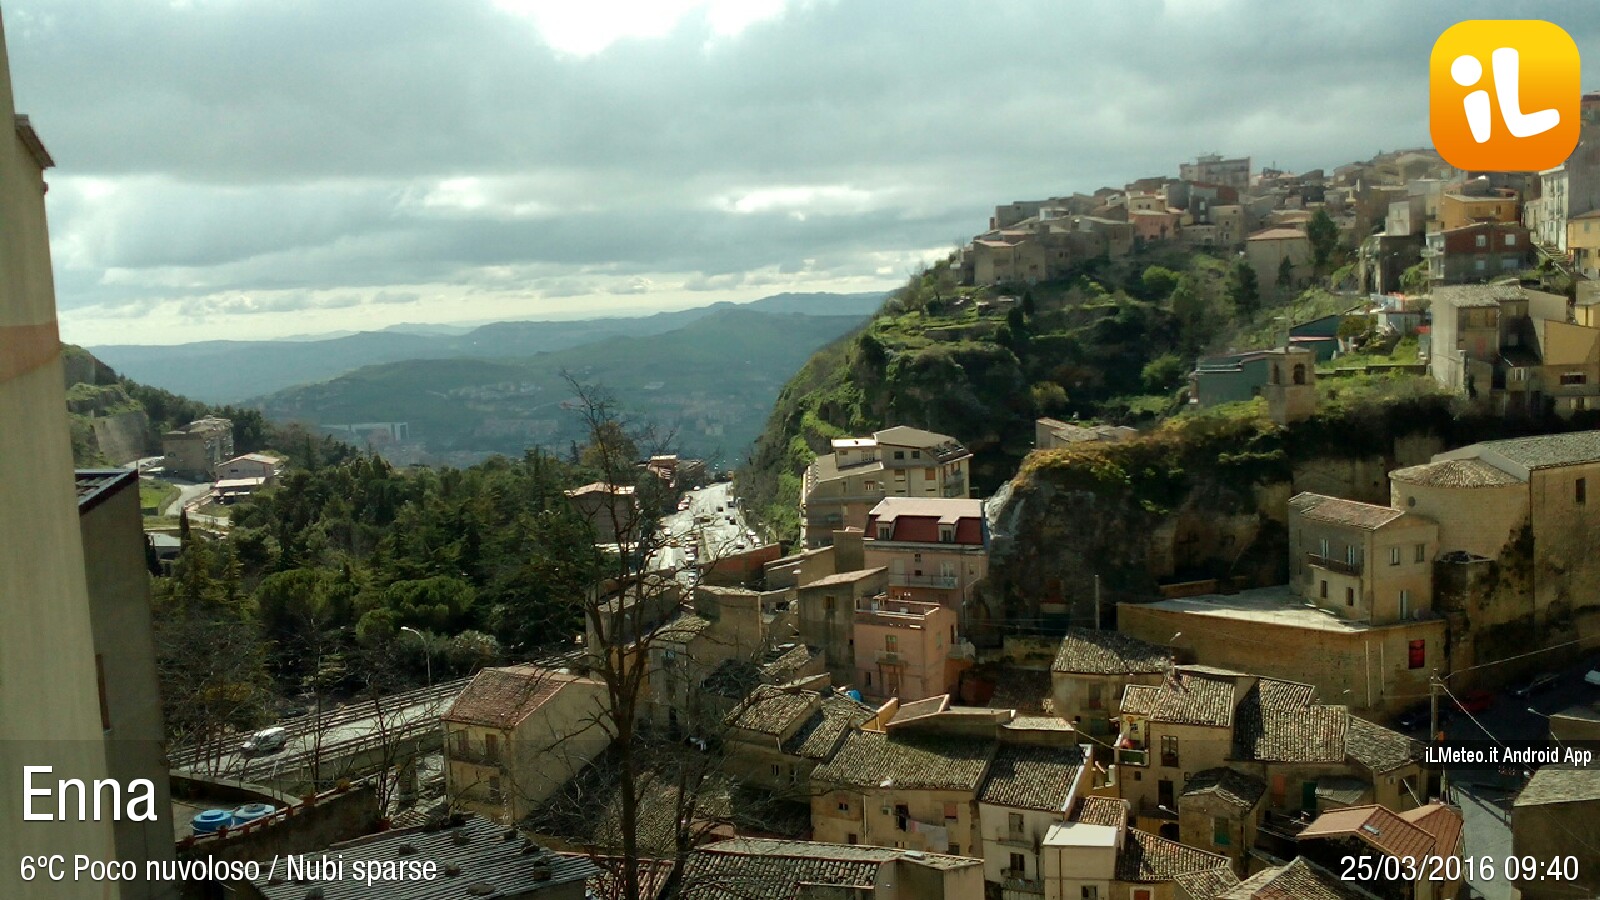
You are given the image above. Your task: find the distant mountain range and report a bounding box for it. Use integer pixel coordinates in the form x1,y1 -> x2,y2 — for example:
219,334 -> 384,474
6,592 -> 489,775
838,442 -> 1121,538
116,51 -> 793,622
257,306 -> 872,466
90,292 -> 885,404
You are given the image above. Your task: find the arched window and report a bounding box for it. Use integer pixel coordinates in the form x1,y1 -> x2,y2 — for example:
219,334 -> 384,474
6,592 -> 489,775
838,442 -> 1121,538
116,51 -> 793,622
1293,363 -> 1307,385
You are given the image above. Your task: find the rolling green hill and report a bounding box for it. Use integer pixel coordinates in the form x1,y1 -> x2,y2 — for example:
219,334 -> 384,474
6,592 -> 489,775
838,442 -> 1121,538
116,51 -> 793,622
257,307 -> 873,466
92,292 -> 885,404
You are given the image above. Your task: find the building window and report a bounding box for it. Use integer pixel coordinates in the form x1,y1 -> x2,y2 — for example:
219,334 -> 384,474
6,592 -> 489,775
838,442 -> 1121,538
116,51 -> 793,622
1416,543 -> 1427,563
940,526 -> 955,543
1390,547 -> 1401,566
877,525 -> 893,540
1561,372 -> 1587,386
1213,816 -> 1231,846
1475,258 -> 1487,272
895,804 -> 910,831
894,450 -> 905,460
1008,812 -> 1025,835
1087,683 -> 1105,711
911,450 -> 922,460
772,764 -> 783,778
1476,234 -> 1488,248
1160,735 -> 1180,768
455,731 -> 468,756
847,833 -> 858,844
484,733 -> 500,763
1009,852 -> 1026,874
944,801 -> 959,821
924,467 -> 936,480
1320,580 -> 1328,599
838,800 -> 850,813
1579,478 -> 1588,505
1346,587 -> 1355,606
865,671 -> 872,687
1506,233 -> 1517,246
488,776 -> 503,803
1346,544 -> 1358,567
1409,639 -> 1426,669
1081,889 -> 1100,900
825,595 -> 836,612
948,843 -> 961,855
1319,538 -> 1330,558
1400,590 -> 1411,619
885,634 -> 898,651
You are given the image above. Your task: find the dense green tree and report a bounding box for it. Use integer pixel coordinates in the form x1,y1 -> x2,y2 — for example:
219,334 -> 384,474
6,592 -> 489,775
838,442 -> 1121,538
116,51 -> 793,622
1228,259 -> 1261,316
1307,208 -> 1341,278
1140,265 -> 1181,301
1141,353 -> 1188,393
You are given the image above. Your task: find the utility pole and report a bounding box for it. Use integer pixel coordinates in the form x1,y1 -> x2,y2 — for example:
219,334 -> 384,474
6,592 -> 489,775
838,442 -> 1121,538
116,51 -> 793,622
1430,670 -> 1447,802
1094,575 -> 1102,631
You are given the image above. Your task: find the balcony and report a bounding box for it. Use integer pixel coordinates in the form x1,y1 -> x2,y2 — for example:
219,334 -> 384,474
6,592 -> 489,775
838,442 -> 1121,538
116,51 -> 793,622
889,573 -> 959,589
1003,874 -> 1043,894
875,650 -> 905,666
1306,553 -> 1362,577
1116,748 -> 1148,767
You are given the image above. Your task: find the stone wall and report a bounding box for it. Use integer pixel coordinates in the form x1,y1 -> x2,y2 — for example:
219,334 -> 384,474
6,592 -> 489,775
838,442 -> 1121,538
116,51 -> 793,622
91,409 -> 151,465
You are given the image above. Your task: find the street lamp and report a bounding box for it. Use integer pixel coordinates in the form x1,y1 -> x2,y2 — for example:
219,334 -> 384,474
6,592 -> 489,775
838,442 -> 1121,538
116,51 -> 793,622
400,626 -> 432,688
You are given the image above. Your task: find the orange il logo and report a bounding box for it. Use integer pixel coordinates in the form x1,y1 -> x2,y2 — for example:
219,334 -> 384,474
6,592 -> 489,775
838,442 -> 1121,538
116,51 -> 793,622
1430,20 -> 1580,172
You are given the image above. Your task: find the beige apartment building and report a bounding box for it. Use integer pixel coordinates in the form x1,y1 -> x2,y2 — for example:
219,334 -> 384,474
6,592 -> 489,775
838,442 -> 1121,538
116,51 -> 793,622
800,426 -> 973,548
797,567 -> 890,686
1049,629 -> 1170,737
1426,283 -> 1599,416
863,496 -> 989,614
1288,493 -> 1439,625
1113,668 -> 1423,841
161,415 -> 234,480
853,595 -> 959,703
78,470 -> 176,891
0,16 -> 128,896
443,666 -> 612,824
1244,228 -> 1312,293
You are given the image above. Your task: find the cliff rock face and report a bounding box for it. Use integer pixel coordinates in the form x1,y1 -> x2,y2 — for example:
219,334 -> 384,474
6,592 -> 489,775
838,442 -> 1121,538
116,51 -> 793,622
975,402 -> 1456,645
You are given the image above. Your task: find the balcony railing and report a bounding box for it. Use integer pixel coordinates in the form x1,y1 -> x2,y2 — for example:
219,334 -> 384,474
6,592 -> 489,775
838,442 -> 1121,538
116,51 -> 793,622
1116,748 -> 1148,767
889,573 -> 959,589
1003,874 -> 1043,894
875,650 -> 905,665
1306,553 -> 1362,577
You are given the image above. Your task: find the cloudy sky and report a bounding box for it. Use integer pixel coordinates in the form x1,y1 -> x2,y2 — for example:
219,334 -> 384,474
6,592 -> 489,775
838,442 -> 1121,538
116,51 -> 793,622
6,1 -> 1599,346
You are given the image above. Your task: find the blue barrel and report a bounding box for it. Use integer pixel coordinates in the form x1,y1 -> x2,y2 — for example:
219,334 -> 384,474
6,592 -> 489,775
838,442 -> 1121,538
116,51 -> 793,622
191,809 -> 233,834
846,689 -> 863,702
232,803 -> 275,824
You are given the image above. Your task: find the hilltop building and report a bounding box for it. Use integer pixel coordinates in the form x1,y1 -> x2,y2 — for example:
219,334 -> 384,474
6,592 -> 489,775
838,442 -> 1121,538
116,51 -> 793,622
800,426 -> 972,548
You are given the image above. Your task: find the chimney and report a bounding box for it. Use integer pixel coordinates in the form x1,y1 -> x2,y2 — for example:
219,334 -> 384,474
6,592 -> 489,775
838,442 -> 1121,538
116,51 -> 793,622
833,528 -> 865,574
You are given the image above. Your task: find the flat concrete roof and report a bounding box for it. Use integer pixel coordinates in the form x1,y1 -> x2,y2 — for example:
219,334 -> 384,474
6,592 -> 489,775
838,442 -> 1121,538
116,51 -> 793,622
1122,585 -> 1420,633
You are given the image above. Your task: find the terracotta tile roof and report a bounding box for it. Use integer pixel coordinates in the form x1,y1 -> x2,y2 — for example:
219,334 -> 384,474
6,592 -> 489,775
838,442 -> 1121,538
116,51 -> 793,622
1175,866 -> 1243,899
1515,764 -> 1600,806
1399,801 -> 1464,857
1181,767 -> 1266,810
1470,430 -> 1600,471
1289,492 -> 1408,530
978,743 -> 1085,811
1315,777 -> 1371,806
443,666 -> 587,729
655,613 -> 713,643
1116,828 -> 1229,883
1389,458 -> 1521,487
986,667 -> 1055,715
1070,795 -> 1130,827
725,686 -> 817,736
1119,672 -> 1237,726
1298,804 -> 1437,861
1433,283 -> 1521,308
1052,628 -> 1171,675
681,838 -> 979,897
811,730 -> 993,792
1222,857 -> 1380,900
1345,716 -> 1422,773
781,694 -> 877,761
1247,227 -> 1309,241
1233,701 -> 1346,763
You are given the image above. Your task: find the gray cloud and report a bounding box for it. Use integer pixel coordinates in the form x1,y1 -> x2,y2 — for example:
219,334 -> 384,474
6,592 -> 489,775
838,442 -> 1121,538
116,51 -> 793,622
7,0 -> 1599,342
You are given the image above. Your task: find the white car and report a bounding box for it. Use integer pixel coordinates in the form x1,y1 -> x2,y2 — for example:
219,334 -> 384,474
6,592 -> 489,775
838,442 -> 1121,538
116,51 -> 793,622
241,726 -> 288,755
1585,669 -> 1600,687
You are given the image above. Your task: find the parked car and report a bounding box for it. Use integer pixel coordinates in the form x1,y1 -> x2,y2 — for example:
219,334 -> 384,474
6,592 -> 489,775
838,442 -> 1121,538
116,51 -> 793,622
241,726 -> 288,755
1395,701 -> 1442,732
1453,690 -> 1494,714
1512,672 -> 1560,698
1585,669 -> 1600,687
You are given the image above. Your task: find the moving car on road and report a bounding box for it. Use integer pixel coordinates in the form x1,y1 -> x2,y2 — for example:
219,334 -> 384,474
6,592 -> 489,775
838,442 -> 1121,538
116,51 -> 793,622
1512,672 -> 1559,698
241,726 -> 288,755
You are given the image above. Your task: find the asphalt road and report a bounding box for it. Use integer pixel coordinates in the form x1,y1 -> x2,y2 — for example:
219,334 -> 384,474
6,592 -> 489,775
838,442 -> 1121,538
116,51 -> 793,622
652,482 -> 760,585
1420,655 -> 1600,900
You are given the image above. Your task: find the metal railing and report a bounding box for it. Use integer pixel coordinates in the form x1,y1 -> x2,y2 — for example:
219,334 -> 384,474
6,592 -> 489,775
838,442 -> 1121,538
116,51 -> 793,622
889,573 -> 959,589
1306,552 -> 1362,577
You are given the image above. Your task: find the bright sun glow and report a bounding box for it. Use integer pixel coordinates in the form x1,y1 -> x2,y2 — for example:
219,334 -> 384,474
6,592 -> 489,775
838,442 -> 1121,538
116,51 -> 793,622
491,0 -> 788,57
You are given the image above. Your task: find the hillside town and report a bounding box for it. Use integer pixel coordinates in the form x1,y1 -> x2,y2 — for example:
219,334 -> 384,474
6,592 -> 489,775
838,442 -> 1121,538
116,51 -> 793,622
12,10 -> 1600,900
